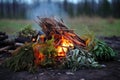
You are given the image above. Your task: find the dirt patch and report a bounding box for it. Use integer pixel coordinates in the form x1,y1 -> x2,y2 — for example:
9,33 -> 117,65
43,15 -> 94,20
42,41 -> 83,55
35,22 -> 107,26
0,36 -> 120,80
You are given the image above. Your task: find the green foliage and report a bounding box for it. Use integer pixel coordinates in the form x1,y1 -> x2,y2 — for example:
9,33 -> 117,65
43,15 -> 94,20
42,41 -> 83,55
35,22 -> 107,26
18,25 -> 37,38
64,49 -> 100,71
81,30 -> 96,51
82,31 -> 116,61
39,37 -> 57,67
91,39 -> 116,61
4,43 -> 36,73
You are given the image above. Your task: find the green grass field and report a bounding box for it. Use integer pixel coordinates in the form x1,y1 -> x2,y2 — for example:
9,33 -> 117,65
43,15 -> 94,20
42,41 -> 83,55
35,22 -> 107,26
0,19 -> 32,34
0,17 -> 120,37
66,17 -> 120,37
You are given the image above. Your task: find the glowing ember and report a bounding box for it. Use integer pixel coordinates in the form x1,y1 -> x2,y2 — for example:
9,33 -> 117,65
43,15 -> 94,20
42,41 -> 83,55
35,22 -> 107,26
56,36 -> 74,57
32,38 -> 36,42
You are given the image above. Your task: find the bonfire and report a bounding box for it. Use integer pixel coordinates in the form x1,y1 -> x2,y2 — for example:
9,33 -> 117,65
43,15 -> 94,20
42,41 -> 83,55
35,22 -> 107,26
32,17 -> 86,65
36,17 -> 85,54
3,17 -> 116,73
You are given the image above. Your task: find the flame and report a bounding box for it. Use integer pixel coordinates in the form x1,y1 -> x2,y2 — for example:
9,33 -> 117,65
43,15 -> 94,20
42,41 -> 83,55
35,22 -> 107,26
33,44 -> 45,65
57,36 -> 74,57
33,35 -> 74,63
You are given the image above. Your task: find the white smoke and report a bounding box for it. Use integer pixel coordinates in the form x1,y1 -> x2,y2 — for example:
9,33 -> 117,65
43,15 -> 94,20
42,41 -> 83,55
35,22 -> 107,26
26,1 -> 68,20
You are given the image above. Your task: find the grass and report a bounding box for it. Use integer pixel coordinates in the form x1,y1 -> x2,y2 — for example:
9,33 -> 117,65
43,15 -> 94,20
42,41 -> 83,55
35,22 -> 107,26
0,17 -> 120,37
0,19 -> 33,34
66,17 -> 120,37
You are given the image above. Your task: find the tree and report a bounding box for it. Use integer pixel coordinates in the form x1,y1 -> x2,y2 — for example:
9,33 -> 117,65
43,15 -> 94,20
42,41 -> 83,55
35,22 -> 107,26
111,0 -> 120,18
83,0 -> 92,16
98,0 -> 111,17
63,0 -> 74,17
91,0 -> 97,16
0,0 -> 3,18
63,0 -> 68,11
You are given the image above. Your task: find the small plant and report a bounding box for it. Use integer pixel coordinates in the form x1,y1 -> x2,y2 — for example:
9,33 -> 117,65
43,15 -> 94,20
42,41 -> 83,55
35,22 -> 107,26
39,37 -> 57,67
33,37 -> 57,67
18,25 -> 37,38
81,31 -> 116,61
4,43 -> 36,73
64,49 -> 100,71
81,30 -> 96,51
91,39 -> 116,61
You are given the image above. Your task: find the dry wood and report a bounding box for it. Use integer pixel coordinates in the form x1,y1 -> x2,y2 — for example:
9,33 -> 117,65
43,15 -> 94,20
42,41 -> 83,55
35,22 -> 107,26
55,39 -> 62,47
15,43 -> 24,46
37,17 -> 86,47
7,50 -> 14,53
0,46 -> 11,52
64,32 -> 76,37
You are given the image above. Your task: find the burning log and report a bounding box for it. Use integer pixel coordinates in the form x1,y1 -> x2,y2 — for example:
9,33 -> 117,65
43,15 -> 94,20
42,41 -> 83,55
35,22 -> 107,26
35,17 -> 86,58
37,17 -> 86,48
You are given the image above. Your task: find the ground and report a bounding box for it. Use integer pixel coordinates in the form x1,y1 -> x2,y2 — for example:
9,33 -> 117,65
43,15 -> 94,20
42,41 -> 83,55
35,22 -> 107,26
0,18 -> 120,80
0,61 -> 120,80
0,36 -> 120,80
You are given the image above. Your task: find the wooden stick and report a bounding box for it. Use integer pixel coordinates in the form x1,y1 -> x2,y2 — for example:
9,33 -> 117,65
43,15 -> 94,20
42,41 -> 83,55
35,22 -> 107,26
37,17 -> 86,48
0,46 -> 11,52
63,35 -> 85,47
64,32 -> 76,37
15,43 -> 24,46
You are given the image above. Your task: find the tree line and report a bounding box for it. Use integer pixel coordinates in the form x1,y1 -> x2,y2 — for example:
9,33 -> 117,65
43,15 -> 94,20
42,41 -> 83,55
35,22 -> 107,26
63,0 -> 120,18
0,0 -> 120,19
0,0 -> 26,19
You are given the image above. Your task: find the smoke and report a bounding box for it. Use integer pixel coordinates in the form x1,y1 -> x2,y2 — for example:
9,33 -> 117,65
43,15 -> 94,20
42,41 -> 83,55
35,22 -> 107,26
26,1 -> 68,30
26,2 -> 68,20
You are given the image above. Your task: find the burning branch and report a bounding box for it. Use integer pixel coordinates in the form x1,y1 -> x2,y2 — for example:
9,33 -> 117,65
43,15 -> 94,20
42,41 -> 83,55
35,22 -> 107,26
37,17 -> 86,48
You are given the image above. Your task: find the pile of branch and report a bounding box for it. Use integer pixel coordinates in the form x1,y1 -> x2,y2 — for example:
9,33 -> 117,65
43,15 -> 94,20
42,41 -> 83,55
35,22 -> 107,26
0,32 -> 10,52
0,32 -> 8,41
36,17 -> 86,48
0,32 -> 23,53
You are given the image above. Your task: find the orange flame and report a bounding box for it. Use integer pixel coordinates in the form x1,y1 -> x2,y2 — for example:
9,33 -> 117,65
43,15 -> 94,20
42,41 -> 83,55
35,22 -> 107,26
33,35 -> 74,65
33,44 -> 45,65
56,36 -> 74,57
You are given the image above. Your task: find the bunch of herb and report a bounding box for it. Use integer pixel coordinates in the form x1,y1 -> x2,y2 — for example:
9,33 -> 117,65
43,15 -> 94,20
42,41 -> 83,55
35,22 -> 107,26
18,25 -> 37,38
64,49 -> 100,71
3,43 -> 36,73
39,37 -> 57,67
81,31 -> 116,61
91,39 -> 116,61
